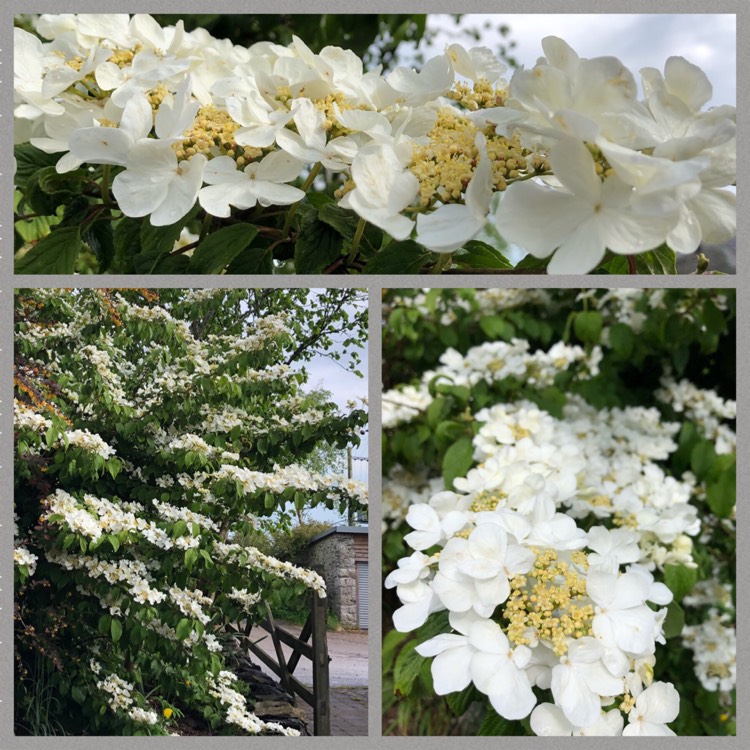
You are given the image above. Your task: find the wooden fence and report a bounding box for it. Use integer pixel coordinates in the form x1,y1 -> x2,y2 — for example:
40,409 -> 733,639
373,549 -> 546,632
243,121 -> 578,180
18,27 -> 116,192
240,596 -> 331,735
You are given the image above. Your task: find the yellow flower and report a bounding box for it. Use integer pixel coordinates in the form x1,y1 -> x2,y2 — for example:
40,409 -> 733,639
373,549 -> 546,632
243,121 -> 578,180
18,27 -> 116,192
163,708 -> 173,719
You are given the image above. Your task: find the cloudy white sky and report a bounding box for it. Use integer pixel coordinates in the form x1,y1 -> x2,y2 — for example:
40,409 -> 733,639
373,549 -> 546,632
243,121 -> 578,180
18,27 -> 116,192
294,295 -> 369,525
420,13 -> 736,107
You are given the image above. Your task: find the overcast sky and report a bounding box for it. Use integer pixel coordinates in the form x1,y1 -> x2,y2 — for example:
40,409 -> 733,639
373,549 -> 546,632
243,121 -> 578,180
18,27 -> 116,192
419,13 -> 736,107
294,294 -> 369,525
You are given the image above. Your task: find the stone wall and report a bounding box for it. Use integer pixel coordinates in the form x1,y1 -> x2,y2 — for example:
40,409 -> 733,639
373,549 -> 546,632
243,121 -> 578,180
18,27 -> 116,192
303,535 -> 358,628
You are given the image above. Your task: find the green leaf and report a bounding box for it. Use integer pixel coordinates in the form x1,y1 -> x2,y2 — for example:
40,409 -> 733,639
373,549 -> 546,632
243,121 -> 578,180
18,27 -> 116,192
189,224 -> 259,273
662,601 -> 685,639
573,311 -> 603,343
608,323 -> 635,359
664,564 -> 698,600
317,203 -> 360,240
134,205 -> 199,273
479,315 -> 515,340
363,240 -> 433,273
514,252 -> 549,270
110,618 -> 123,643
113,216 -> 142,273
83,220 -> 115,272
225,245 -> 274,274
175,618 -> 192,640
107,534 -> 120,552
37,166 -> 86,196
98,614 -> 111,635
690,439 -> 717,479
477,709 -> 517,736
442,436 -> 474,490
445,684 -> 481,717
15,226 -> 82,274
184,548 -> 198,572
14,143 -> 61,183
453,240 -> 512,270
598,246 -> 677,274
294,218 -> 343,273
706,462 -> 736,518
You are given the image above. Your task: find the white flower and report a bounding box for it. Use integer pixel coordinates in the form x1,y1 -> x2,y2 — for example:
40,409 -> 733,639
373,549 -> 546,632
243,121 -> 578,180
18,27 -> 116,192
112,142 -> 206,225
276,97 -> 357,171
198,152 -> 305,218
587,567 -> 670,655
531,703 -> 624,736
338,142 -> 418,240
416,613 -> 536,720
550,637 -> 624,727
415,132 -> 494,253
495,138 -> 676,273
622,681 -> 679,736
66,91 -> 153,169
432,523 -> 534,617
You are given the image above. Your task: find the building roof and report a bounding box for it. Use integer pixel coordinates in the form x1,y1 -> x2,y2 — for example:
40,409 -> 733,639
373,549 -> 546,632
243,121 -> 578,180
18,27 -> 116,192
309,525 -> 368,544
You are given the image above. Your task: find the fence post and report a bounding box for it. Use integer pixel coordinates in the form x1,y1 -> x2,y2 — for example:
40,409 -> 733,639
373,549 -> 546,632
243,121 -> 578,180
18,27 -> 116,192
311,594 -> 330,735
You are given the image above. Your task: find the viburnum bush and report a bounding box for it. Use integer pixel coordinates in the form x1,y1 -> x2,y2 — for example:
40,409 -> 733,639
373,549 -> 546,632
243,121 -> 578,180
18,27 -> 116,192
14,14 -> 735,274
382,288 -> 735,736
14,288 -> 368,736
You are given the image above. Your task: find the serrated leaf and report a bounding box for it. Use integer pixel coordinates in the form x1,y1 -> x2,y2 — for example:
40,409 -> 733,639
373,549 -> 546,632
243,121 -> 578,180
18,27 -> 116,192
363,240 -> 432,273
514,252 -> 549,270
478,708 -> 525,735
113,216 -> 142,272
445,684 -> 482,717
442,436 -> 474,490
15,226 -> 81,274
294,218 -> 343,273
14,143 -> 61,183
134,205 -> 199,274
83,220 -> 115,272
454,240 -> 512,270
189,223 -> 259,274
225,245 -> 274,274
317,203 -> 360,240
37,166 -> 86,195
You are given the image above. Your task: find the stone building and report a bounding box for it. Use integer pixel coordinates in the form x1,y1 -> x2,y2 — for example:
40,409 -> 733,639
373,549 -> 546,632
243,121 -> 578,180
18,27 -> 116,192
302,526 -> 368,630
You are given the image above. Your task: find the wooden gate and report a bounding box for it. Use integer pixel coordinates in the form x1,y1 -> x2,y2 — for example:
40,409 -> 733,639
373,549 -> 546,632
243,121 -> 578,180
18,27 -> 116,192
239,595 -> 331,735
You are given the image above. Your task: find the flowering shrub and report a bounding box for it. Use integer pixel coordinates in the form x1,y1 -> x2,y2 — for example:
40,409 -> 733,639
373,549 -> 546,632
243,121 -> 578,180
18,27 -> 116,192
14,288 -> 368,735
382,288 -> 735,736
14,14 -> 735,274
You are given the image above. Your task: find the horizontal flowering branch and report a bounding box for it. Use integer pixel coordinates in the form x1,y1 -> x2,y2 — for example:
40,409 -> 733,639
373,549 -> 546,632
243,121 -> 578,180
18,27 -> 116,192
13,14 -> 735,274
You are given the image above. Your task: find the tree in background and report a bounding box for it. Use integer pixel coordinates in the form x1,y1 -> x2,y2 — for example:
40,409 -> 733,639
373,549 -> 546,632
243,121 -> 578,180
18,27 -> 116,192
14,287 -> 368,736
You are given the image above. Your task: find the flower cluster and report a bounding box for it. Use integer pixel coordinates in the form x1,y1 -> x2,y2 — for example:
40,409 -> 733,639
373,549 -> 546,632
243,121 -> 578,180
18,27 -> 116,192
382,288 -> 735,736
383,339 -> 601,429
15,15 -> 735,272
208,671 -> 300,736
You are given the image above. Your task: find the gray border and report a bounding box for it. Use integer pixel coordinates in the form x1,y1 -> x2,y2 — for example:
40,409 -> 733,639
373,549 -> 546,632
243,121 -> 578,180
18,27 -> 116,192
1,1 -> 746,747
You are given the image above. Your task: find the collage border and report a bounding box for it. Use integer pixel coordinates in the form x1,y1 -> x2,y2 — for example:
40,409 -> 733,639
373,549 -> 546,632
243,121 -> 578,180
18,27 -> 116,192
0,1 -> 746,746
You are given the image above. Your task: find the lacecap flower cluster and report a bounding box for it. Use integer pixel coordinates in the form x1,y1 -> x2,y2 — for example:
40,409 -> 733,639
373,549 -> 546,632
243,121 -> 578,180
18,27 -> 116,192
15,14 -> 735,272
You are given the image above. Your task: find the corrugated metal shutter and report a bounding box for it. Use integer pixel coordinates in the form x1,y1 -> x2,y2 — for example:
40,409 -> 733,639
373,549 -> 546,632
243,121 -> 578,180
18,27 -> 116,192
356,561 -> 368,630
